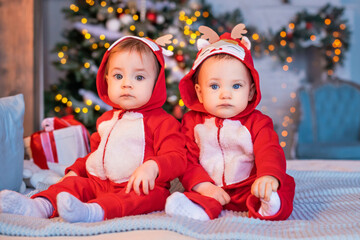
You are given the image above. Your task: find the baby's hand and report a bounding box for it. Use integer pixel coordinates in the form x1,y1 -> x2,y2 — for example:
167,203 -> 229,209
193,182 -> 231,205
58,171 -> 77,183
125,160 -> 159,195
251,175 -> 279,202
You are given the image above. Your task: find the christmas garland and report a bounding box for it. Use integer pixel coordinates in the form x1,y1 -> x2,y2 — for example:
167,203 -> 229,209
265,4 -> 351,76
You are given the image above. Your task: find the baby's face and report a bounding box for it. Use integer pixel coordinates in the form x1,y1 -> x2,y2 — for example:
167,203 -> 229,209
106,50 -> 157,110
195,57 -> 255,118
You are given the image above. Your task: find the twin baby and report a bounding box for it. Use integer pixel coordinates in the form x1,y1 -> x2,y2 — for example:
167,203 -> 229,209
0,24 -> 295,222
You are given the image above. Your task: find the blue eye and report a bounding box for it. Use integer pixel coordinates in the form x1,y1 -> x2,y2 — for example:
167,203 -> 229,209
210,84 -> 219,90
233,84 -> 241,89
114,74 -> 123,80
135,75 -> 145,81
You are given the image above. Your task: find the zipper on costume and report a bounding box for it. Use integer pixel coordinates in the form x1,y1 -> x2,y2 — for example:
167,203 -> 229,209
102,111 -> 126,173
216,118 -> 226,187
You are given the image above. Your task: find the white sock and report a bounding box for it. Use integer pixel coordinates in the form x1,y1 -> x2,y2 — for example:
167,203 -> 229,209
56,192 -> 104,223
165,192 -> 210,221
0,190 -> 54,218
258,192 -> 281,217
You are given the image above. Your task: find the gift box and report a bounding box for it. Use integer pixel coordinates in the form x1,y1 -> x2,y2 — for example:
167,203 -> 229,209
30,116 -> 90,174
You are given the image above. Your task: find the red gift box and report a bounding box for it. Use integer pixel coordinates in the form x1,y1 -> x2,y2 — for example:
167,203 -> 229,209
30,116 -> 90,171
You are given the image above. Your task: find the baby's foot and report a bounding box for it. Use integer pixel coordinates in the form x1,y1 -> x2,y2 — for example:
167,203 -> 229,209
165,192 -> 210,221
0,190 -> 53,218
57,192 -> 104,223
258,191 -> 281,217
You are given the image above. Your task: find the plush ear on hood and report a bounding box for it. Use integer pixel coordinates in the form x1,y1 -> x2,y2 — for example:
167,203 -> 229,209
231,23 -> 251,50
196,26 -> 220,50
155,34 -> 174,56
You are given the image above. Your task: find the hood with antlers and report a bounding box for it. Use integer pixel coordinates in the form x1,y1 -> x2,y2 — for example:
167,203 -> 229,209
179,24 -> 261,118
96,35 -> 173,112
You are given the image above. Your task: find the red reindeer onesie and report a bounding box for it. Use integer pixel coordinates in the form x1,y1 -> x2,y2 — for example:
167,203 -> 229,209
32,36 -> 187,220
176,27 -> 295,220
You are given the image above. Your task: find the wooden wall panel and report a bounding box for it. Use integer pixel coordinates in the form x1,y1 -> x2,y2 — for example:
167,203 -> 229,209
0,0 -> 34,136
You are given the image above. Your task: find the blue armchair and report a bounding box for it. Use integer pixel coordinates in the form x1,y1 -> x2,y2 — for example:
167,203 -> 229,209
296,80 -> 360,159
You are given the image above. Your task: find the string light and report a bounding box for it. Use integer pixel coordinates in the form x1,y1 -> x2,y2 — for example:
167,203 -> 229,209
61,97 -> 68,104
133,14 -> 139,21
85,33 -> 91,39
280,141 -> 286,148
283,65 -> 289,71
290,92 -> 296,99
340,24 -> 346,30
179,99 -> 184,107
82,107 -> 88,113
104,43 -> 110,48
282,130 -> 288,137
100,1 -> 106,7
94,105 -> 100,111
138,31 -> 144,37
108,7 -> 114,13
130,25 -> 136,31
55,94 -> 62,101
286,57 -> 293,63
324,18 -> 331,25
186,19 -> 193,25
288,23 -> 295,29
100,35 -> 106,40
335,49 -> 341,55
332,39 -> 342,48
290,107 -> 296,113
67,101 -> 72,107
167,45 -> 174,51
84,62 -> 90,68
54,106 -> 61,112
203,11 -> 209,18
310,35 -> 316,41
280,31 -> 287,37
252,33 -> 259,41
75,107 -> 81,113
117,8 -> 123,14
194,11 -> 201,17
61,59 -> 67,64
81,18 -> 87,24
268,45 -> 275,51
280,40 -> 287,46
92,43 -> 98,49
58,52 -> 64,58
86,100 -> 92,106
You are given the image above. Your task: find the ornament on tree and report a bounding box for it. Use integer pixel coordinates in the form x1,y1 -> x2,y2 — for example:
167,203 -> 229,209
175,54 -> 184,62
156,14 -> 165,25
120,14 -> 134,25
306,22 -> 313,30
106,18 -> 121,32
146,11 -> 157,23
172,104 -> 184,120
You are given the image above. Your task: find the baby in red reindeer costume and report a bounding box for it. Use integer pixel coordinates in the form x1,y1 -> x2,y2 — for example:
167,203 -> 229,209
0,35 -> 187,222
165,24 -> 295,221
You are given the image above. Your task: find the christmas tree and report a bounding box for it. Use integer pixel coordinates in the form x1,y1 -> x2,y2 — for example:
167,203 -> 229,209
45,0 -> 249,131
